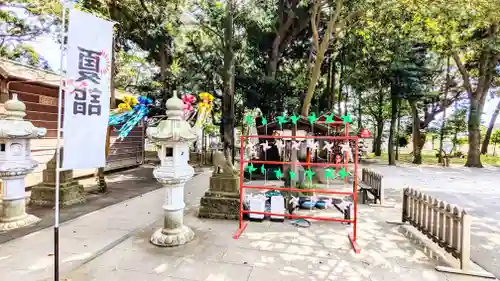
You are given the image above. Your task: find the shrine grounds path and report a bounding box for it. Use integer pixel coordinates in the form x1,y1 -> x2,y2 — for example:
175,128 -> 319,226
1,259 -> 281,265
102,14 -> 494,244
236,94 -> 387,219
61,170 -> 494,280
363,162 -> 500,279
1,164 -> 498,281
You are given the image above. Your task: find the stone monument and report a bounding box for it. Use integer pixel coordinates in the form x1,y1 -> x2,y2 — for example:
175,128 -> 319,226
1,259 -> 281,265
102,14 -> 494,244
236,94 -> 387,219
147,91 -> 197,247
198,150 -> 240,220
0,94 -> 46,231
29,147 -> 85,207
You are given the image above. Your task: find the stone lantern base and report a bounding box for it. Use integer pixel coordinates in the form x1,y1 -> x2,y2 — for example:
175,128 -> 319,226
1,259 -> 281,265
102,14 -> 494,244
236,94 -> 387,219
29,181 -> 85,207
198,175 -> 240,220
0,201 -> 41,231
0,214 -> 41,232
29,148 -> 86,207
150,225 -> 195,247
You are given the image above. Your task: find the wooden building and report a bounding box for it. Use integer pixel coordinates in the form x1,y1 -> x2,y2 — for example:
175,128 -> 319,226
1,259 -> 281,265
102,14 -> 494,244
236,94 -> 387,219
0,58 -> 145,188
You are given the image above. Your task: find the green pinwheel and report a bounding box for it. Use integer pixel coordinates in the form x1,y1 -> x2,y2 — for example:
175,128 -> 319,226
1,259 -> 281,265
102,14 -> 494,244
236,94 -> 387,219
341,113 -> 352,124
304,168 -> 316,182
307,112 -> 318,125
245,114 -> 254,126
247,163 -> 257,174
261,116 -> 267,126
337,167 -> 352,179
274,168 -> 283,179
324,168 -> 336,180
290,114 -> 300,125
288,169 -> 297,180
275,113 -> 288,128
260,164 -> 266,174
324,113 -> 335,124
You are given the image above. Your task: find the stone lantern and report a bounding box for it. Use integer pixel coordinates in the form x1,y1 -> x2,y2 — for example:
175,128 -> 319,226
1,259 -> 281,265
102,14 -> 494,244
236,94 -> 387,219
0,94 -> 47,231
147,91 -> 197,247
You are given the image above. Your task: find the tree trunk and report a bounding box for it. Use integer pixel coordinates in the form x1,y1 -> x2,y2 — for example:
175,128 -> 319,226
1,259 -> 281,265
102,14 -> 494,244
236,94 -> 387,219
409,99 -> 422,164
344,87 -> 349,117
357,90 -> 362,130
388,92 -> 398,166
481,99 -> 500,154
465,96 -> 483,167
452,129 -> 458,152
337,57 -> 343,115
395,98 -> 401,160
438,55 -> 450,163
374,120 -> 383,156
222,0 -> 235,163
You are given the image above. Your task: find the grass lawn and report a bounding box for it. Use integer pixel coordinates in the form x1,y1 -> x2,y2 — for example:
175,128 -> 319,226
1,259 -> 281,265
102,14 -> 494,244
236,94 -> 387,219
367,152 -> 500,166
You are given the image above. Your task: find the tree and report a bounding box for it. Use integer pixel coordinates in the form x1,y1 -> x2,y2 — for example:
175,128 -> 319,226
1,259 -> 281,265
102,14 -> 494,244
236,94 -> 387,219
301,0 -> 363,115
222,0 -> 236,162
408,0 -> 500,167
481,99 -> 500,154
490,129 -> 500,156
445,105 -> 468,152
0,1 -> 60,68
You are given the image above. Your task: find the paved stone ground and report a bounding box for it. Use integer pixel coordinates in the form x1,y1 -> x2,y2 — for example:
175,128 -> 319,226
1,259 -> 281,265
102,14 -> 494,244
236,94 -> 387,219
0,167 -> 210,281
0,166 -> 161,243
63,176 -> 493,281
362,162 -> 500,279
0,165 -> 207,244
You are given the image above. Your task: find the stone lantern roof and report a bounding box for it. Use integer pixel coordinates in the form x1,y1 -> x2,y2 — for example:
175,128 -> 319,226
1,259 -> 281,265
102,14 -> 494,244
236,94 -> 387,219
0,94 -> 47,139
147,91 -> 197,142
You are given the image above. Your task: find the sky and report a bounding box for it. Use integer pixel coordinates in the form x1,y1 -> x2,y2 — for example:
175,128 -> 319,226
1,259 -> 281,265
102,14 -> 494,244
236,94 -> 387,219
27,32 -> 500,126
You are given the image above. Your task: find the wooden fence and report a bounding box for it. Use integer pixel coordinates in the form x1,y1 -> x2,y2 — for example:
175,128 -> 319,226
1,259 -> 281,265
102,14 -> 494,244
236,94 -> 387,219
402,187 -> 472,271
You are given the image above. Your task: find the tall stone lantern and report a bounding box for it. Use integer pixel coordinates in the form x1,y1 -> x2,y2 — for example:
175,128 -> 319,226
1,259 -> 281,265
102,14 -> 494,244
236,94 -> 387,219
147,91 -> 197,247
0,94 -> 47,231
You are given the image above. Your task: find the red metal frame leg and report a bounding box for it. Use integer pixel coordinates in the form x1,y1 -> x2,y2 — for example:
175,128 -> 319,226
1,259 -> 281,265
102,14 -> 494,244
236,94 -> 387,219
348,232 -> 361,253
233,221 -> 248,239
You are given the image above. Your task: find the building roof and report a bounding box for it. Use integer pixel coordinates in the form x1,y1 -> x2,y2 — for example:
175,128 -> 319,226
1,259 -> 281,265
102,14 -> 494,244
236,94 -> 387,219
0,58 -> 133,100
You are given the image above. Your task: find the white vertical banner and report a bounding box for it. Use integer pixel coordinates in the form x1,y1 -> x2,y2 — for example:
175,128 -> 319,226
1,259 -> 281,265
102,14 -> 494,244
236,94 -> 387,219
63,9 -> 114,169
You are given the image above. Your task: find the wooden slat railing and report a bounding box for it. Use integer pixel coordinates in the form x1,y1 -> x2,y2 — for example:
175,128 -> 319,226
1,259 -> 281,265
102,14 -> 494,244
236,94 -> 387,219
402,187 -> 471,270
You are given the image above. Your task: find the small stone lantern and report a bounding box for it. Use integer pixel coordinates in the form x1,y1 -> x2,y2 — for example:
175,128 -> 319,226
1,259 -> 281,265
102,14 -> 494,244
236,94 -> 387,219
0,94 -> 47,231
147,91 -> 197,247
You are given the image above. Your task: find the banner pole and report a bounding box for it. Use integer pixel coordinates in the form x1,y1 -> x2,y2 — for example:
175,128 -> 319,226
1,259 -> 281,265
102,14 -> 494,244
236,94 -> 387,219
54,4 -> 68,281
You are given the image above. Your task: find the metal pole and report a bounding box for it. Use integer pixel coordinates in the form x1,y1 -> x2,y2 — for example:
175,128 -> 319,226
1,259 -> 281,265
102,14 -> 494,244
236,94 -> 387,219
54,4 -> 68,281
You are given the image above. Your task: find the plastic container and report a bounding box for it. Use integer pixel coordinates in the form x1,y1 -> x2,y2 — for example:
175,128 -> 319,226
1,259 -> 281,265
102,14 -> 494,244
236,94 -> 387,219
249,196 -> 266,221
270,195 -> 285,222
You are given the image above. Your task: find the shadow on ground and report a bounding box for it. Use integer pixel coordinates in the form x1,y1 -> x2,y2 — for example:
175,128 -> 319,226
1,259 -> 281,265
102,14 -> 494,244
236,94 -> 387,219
0,166 -> 163,244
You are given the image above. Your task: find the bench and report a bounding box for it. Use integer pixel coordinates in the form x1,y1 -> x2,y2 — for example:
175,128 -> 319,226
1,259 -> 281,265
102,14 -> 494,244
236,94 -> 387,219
358,168 -> 391,207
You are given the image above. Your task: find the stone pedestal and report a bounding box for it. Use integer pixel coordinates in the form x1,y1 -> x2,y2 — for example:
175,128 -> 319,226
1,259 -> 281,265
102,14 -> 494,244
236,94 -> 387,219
150,179 -> 195,247
29,148 -> 85,207
0,173 -> 40,231
198,175 -> 240,220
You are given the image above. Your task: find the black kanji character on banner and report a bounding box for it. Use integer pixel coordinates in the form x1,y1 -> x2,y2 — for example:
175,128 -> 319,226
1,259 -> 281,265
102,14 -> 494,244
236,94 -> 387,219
76,47 -> 101,84
88,88 -> 102,116
73,88 -> 87,115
